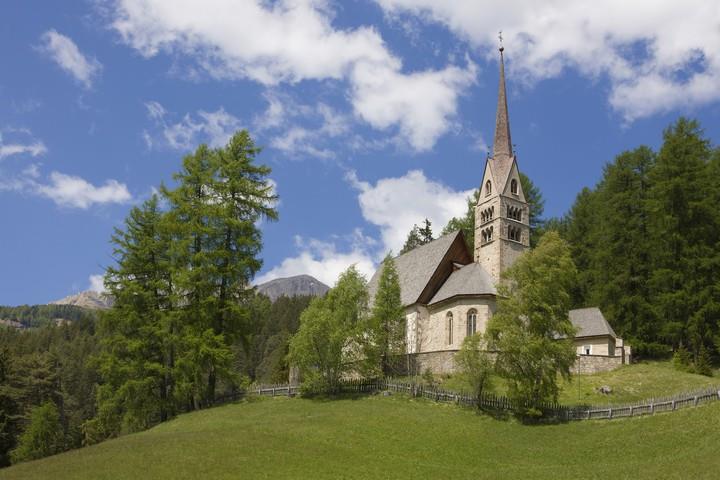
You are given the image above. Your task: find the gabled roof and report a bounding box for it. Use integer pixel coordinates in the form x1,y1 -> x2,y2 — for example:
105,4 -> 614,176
368,231 -> 472,307
429,262 -> 496,305
569,307 -> 617,338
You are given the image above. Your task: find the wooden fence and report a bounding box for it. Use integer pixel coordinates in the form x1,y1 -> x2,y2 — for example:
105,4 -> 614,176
249,379 -> 720,422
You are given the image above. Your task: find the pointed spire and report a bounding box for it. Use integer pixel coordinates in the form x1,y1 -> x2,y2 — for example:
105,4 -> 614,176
493,39 -> 513,159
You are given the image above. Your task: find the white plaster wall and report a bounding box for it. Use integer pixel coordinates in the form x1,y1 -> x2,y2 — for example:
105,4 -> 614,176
574,336 -> 616,356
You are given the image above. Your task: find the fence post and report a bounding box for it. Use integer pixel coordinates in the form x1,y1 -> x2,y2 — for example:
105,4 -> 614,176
672,400 -> 676,410
694,396 -> 698,407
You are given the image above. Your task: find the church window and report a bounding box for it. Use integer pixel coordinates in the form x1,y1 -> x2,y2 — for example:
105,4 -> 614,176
485,180 -> 492,196
447,312 -> 453,345
467,309 -> 477,336
511,179 -> 518,195
583,345 -> 592,355
489,226 -> 493,240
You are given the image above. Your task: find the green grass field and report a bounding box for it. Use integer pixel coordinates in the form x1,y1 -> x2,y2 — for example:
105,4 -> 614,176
2,393 -> 720,480
438,360 -> 719,405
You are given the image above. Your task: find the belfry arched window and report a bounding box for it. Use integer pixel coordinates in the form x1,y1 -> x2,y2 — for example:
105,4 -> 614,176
467,309 -> 477,336
511,178 -> 518,195
447,312 -> 453,345
485,180 -> 492,196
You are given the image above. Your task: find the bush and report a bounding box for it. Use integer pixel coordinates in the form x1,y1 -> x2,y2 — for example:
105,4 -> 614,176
672,345 -> 692,372
633,341 -> 673,360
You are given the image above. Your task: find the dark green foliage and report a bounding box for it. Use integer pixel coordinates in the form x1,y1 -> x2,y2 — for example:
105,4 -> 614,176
10,402 -> 64,464
91,130 -> 278,441
559,118 -> 720,369
400,219 -> 433,254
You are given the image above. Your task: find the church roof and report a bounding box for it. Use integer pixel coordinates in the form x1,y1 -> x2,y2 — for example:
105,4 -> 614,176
490,46 -> 516,192
368,230 -> 472,307
428,262 -> 497,305
569,307 -> 617,339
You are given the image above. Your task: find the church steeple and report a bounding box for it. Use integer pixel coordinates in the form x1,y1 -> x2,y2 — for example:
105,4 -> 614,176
474,36 -> 530,285
493,41 -> 513,160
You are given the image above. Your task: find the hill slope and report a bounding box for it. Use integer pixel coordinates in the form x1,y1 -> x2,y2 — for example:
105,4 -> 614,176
256,274 -> 329,301
2,395 -> 720,479
50,291 -> 112,310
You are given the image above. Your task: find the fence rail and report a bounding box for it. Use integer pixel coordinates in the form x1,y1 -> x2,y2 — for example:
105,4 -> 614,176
249,378 -> 720,422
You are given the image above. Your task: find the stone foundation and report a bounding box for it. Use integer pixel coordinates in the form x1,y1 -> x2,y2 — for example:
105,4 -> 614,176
412,350 -> 458,375
572,354 -> 624,375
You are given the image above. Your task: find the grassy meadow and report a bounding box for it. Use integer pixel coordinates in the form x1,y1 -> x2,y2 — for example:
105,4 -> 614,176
438,360 -> 719,405
2,392 -> 720,480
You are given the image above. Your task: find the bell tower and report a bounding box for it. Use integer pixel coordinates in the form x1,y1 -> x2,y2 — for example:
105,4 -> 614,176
475,42 -> 530,285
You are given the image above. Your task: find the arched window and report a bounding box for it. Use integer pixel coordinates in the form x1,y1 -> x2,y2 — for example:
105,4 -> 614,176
488,226 -> 493,240
485,180 -> 492,196
467,309 -> 477,336
511,178 -> 518,195
447,312 -> 453,345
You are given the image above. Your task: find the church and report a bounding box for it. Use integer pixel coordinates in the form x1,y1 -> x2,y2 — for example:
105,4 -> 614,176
368,46 -> 631,376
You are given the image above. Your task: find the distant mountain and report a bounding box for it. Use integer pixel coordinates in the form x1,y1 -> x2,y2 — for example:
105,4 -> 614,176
50,290 -> 113,310
256,275 -> 330,301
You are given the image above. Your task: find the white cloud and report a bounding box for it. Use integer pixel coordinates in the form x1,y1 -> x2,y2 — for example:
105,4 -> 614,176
259,169 -> 473,285
350,59 -> 476,150
38,30 -> 102,88
109,0 -> 476,150
34,172 -> 132,209
347,169 -> 473,254
88,274 -> 105,293
144,101 -> 241,150
255,232 -> 376,287
373,0 -> 720,121
267,100 -> 351,159
0,130 -> 47,160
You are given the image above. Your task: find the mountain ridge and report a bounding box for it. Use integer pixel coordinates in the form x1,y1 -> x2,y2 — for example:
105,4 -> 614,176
256,274 -> 329,301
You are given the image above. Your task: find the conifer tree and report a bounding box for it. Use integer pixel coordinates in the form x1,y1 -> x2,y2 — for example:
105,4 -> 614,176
367,254 -> 405,376
10,402 -> 64,464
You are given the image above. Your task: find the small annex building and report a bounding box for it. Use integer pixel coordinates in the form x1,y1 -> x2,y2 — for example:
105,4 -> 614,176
368,46 -> 630,376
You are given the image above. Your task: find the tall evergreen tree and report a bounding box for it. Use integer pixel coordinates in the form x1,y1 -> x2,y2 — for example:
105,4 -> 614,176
367,254 -> 405,376
646,118 -> 719,355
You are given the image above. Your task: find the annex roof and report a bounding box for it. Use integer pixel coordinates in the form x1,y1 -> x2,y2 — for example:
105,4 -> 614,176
569,307 -> 617,339
429,262 -> 497,305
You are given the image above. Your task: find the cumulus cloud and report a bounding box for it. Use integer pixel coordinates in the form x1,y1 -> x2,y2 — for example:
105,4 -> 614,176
88,274 -> 105,293
0,169 -> 132,209
259,169 -> 472,285
109,0 -> 475,150
373,0 -> 720,121
347,169 -> 473,254
38,30 -> 102,88
144,101 -> 241,150
34,172 -> 132,209
255,232 -> 377,287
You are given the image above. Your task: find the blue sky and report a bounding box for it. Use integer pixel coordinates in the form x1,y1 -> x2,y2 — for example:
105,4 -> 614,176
2,0 -> 720,305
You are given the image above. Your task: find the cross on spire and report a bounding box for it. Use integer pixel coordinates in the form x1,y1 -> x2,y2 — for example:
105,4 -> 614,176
498,30 -> 504,52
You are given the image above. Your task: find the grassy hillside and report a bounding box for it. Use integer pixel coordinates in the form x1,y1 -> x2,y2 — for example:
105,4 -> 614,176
2,394 -> 720,480
439,360 -> 718,405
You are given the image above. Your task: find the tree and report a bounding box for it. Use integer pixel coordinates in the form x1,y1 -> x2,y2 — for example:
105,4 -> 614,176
93,195 -> 179,437
454,333 -> 494,405
400,219 -> 433,254
366,254 -> 405,376
10,402 -> 64,464
163,130 -> 278,403
520,173 -> 546,247
646,118 -> 718,354
487,231 -> 577,416
0,349 -> 22,467
288,266 -> 368,393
